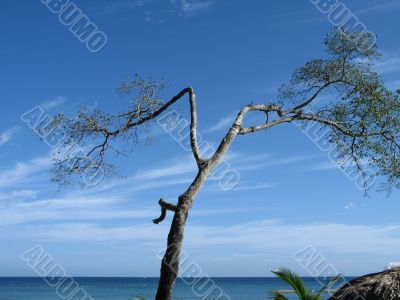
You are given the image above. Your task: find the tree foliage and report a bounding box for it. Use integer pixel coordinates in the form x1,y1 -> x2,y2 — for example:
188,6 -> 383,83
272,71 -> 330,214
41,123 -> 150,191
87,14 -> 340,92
279,29 -> 399,191
51,28 -> 400,191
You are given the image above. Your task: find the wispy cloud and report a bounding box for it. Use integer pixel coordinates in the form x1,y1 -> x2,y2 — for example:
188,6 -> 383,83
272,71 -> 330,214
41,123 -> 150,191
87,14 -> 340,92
236,154 -> 316,172
185,219 -> 389,251
27,222 -> 167,242
19,218 -> 400,264
233,182 -> 276,191
0,189 -> 249,226
356,53 -> 400,76
3,216 -> 399,276
344,202 -> 357,210
305,160 -> 338,172
0,190 -> 38,201
204,114 -> 235,134
375,55 -> 400,75
132,177 -> 193,191
302,157 -> 372,173
204,181 -> 276,193
41,96 -> 67,110
0,156 -> 52,188
94,0 -> 155,17
171,0 -> 215,16
352,0 -> 400,16
134,155 -> 197,180
0,127 -> 19,146
0,203 -> 157,226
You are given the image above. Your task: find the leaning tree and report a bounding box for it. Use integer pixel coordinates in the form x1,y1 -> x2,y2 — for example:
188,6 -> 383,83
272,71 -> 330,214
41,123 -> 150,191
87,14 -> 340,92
51,29 -> 400,300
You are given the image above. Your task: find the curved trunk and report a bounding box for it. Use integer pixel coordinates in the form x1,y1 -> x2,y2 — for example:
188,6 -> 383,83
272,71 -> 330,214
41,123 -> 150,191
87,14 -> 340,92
155,126 -> 240,300
155,170 -> 207,300
155,203 -> 188,300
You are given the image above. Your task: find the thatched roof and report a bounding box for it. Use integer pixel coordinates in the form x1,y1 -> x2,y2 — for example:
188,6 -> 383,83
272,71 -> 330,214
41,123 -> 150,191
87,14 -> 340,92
329,268 -> 400,300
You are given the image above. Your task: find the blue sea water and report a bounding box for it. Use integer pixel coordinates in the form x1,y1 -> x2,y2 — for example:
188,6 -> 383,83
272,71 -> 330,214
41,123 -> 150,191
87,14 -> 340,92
0,277 -> 345,300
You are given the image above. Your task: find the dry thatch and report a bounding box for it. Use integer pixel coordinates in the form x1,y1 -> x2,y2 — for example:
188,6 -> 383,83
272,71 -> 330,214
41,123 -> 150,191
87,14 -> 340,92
329,268 -> 400,300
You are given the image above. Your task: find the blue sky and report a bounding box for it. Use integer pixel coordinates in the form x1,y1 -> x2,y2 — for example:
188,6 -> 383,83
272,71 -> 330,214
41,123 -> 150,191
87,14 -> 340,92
1,0 -> 400,277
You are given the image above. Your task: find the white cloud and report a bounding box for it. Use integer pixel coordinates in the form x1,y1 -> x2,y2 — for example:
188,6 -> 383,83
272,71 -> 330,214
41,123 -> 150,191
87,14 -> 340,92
234,182 -> 276,191
344,203 -> 356,210
95,0 -> 155,17
0,205 -> 156,226
3,217 -> 400,276
375,55 -> 400,74
29,222 -> 168,242
355,53 -> 400,76
0,190 -> 37,201
236,154 -> 316,172
183,220 -> 400,260
18,218 -> 400,262
0,156 -> 52,188
307,161 -> 338,171
134,155 -> 197,180
353,0 -> 400,16
0,191 -> 248,226
41,96 -> 67,110
172,0 -> 215,16
0,127 -> 19,146
204,114 -> 235,133
130,152 -> 311,195
205,181 -> 276,193
305,157 -> 371,173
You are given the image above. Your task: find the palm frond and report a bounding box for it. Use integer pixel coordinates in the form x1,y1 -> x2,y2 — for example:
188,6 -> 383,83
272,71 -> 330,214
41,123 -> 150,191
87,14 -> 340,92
272,268 -> 314,300
271,291 -> 289,300
317,274 -> 342,296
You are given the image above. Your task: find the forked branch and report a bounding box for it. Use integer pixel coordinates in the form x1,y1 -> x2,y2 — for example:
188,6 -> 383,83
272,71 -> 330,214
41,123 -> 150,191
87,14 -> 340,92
85,87 -> 204,170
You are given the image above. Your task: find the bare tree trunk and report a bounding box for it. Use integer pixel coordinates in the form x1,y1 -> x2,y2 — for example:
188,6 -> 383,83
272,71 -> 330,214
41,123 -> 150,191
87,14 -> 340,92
155,204 -> 188,300
155,170 -> 208,300
155,124 -> 241,300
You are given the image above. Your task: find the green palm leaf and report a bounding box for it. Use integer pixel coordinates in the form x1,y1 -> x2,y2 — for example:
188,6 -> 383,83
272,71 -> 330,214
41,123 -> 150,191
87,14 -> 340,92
272,268 -> 315,300
316,274 -> 342,297
271,291 -> 290,300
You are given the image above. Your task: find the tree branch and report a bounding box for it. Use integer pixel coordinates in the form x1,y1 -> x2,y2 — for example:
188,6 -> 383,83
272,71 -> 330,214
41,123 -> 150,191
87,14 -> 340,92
86,87 -> 204,168
208,104 -> 291,166
296,113 -> 385,137
289,78 -> 354,113
187,88 -> 203,166
229,103 -> 297,134
153,199 -> 177,224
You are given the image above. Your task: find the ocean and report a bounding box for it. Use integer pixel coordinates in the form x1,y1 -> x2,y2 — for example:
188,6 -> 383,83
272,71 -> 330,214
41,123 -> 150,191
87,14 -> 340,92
0,277 -> 344,300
